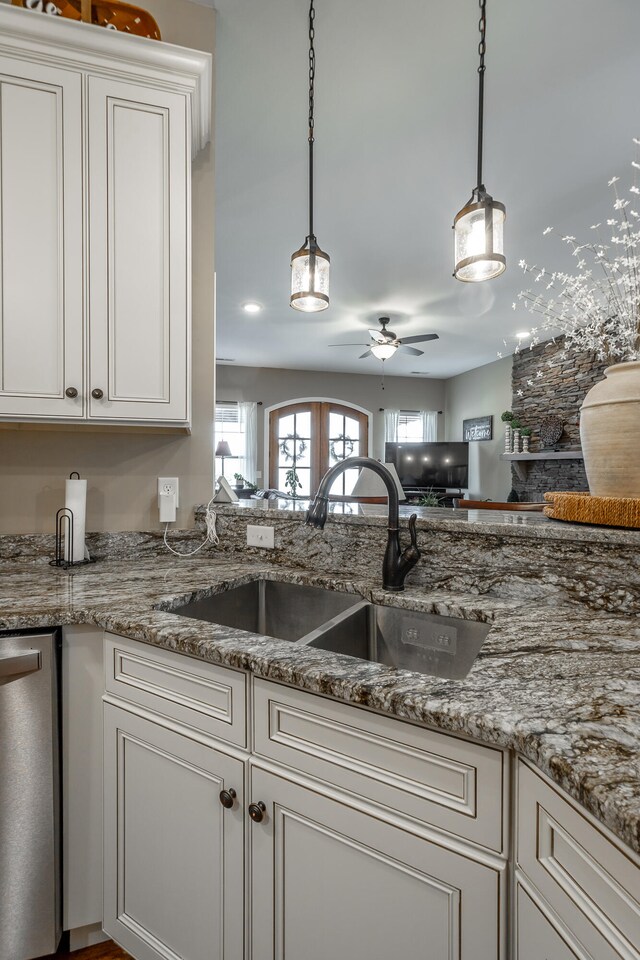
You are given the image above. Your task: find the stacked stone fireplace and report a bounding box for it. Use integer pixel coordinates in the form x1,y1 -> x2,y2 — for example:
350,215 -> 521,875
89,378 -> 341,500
510,338 -> 608,501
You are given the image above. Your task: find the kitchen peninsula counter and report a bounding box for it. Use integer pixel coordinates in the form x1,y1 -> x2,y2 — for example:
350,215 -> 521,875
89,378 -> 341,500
0,535 -> 638,855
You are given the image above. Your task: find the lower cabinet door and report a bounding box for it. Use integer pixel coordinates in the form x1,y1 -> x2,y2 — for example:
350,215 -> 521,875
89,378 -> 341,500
103,703 -> 244,960
249,767 -> 503,960
515,883 -> 589,960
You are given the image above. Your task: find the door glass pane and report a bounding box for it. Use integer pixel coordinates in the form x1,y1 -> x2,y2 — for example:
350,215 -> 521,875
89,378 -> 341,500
279,413 -> 295,436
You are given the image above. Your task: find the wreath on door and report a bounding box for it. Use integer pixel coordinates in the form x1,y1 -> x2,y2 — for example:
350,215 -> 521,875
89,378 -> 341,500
279,434 -> 307,463
329,433 -> 355,461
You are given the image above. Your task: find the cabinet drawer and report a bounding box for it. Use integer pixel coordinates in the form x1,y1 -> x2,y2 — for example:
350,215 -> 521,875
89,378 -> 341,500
516,759 -> 640,960
105,634 -> 247,747
253,679 -> 506,853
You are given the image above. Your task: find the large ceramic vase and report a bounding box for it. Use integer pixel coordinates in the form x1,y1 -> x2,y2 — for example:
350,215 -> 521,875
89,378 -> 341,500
580,360 -> 640,498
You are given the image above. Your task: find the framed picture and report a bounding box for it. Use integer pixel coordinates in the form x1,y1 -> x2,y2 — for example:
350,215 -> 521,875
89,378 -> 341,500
463,415 -> 493,441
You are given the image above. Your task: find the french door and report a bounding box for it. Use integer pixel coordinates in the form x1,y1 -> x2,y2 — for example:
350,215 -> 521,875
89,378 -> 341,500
269,402 -> 369,497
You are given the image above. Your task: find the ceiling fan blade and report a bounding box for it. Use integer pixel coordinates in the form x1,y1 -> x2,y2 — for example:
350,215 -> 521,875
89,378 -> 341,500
327,343 -> 370,347
368,329 -> 386,342
398,345 -> 424,356
359,350 -> 373,359
400,333 -> 440,345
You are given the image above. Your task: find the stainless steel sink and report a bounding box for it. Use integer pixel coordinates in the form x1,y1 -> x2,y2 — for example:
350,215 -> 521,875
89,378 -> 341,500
301,602 -> 491,680
171,578 -> 491,680
171,579 -> 358,642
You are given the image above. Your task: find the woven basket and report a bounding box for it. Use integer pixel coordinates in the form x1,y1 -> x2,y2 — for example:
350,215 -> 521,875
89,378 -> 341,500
544,491 -> 640,530
13,0 -> 161,40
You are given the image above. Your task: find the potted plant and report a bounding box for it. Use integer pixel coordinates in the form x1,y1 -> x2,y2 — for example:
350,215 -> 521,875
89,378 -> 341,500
501,411 -> 515,454
510,418 -> 523,454
285,468 -> 301,499
232,473 -> 257,498
520,426 -> 533,454
515,141 -> 640,497
418,489 -> 440,508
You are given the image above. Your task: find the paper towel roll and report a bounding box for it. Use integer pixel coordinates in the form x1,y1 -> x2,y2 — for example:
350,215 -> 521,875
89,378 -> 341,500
64,476 -> 87,563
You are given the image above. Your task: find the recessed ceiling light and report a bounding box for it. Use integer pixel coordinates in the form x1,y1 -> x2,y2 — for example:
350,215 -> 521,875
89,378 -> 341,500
516,331 -> 530,339
242,301 -> 262,314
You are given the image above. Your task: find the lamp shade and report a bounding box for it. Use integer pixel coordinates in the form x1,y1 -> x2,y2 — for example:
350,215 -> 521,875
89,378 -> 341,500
290,241 -> 331,312
215,440 -> 232,458
351,463 -> 406,501
371,341 -> 398,361
453,196 -> 506,282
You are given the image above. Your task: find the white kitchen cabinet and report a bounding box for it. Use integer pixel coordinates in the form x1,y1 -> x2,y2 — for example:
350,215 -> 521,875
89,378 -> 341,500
0,55 -> 84,419
103,702 -> 244,960
515,883 -> 588,960
0,5 -> 210,427
249,765 -> 503,960
87,77 -> 189,422
516,759 -> 640,960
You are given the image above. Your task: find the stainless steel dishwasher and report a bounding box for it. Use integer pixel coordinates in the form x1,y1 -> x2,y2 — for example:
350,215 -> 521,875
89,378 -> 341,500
0,631 -> 61,960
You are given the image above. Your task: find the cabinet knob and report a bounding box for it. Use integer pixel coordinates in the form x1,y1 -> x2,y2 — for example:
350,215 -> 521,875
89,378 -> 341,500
248,801 -> 266,823
91,388 -> 104,400
219,788 -> 236,809
65,387 -> 79,399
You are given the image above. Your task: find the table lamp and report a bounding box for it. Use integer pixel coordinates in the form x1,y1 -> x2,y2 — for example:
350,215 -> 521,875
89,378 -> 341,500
215,440 -> 233,476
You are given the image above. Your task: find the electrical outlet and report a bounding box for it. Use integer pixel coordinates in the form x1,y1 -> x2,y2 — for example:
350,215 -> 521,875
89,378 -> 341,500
158,477 -> 179,507
247,524 -> 275,549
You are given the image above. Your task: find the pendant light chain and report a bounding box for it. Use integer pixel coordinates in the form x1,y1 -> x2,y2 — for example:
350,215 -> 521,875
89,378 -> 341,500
308,0 -> 316,240
476,0 -> 486,192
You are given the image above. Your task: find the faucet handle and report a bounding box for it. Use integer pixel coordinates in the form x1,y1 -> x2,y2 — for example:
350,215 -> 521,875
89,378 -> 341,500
408,513 -> 419,551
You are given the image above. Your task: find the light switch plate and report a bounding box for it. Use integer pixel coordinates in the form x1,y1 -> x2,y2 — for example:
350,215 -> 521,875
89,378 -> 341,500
247,524 -> 275,549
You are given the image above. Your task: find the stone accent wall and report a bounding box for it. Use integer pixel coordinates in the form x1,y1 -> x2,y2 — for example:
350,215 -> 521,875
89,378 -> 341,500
510,339 -> 608,501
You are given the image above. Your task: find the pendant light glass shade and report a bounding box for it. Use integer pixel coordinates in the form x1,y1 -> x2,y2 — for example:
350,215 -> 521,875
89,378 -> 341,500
371,341 -> 397,360
454,192 -> 506,282
290,240 -> 330,312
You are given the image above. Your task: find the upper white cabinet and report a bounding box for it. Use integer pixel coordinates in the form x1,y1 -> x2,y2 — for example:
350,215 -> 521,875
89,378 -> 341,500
0,56 -> 84,419
0,5 -> 210,427
87,78 -> 189,422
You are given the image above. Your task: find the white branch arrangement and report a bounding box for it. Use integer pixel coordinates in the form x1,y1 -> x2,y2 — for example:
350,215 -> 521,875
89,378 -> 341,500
504,139 -> 640,397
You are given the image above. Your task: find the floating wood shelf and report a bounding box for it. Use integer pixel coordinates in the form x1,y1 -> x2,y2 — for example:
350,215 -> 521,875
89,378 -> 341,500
500,451 -> 584,482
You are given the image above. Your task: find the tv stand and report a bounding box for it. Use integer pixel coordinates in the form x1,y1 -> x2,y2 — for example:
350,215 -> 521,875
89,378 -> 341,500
403,487 -> 466,508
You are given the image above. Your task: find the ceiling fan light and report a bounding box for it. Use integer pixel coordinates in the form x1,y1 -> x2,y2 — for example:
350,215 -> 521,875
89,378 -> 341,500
453,195 -> 506,283
290,240 -> 330,312
371,341 -> 397,360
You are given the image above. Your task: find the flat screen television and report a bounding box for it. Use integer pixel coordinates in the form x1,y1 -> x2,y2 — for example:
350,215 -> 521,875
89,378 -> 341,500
385,441 -> 469,491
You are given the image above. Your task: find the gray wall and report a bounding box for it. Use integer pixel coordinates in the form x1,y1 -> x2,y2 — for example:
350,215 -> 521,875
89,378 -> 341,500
444,357 -> 513,502
216,365 -> 446,481
0,0 -> 216,534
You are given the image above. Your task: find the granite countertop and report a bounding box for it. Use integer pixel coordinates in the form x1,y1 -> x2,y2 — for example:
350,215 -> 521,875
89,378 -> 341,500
1,554 -> 639,854
205,499 -> 640,546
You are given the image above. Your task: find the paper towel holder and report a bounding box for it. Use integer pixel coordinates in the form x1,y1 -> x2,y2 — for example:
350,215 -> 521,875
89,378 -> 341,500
49,480 -> 97,570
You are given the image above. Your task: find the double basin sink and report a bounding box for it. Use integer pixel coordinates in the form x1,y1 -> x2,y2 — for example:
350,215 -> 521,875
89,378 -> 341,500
172,579 -> 490,681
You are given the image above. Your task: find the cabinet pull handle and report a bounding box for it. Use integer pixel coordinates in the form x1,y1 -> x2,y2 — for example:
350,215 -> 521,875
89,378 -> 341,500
248,801 -> 266,823
219,788 -> 237,809
91,388 -> 104,400
65,387 -> 79,399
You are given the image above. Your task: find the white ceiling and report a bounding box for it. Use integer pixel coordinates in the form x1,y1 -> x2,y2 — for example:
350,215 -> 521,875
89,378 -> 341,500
213,0 -> 640,379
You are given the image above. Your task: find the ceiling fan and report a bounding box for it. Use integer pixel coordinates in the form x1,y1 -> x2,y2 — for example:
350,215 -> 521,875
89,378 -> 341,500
329,317 -> 439,361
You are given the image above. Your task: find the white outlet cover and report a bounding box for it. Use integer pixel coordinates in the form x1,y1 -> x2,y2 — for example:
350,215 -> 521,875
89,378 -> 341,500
247,524 -> 275,549
158,477 -> 179,508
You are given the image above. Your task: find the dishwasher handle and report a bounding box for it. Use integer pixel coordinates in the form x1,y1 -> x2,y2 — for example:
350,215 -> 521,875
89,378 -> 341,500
0,650 -> 41,678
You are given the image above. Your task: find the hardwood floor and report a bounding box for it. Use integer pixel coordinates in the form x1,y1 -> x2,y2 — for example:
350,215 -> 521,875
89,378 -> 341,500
38,941 -> 131,960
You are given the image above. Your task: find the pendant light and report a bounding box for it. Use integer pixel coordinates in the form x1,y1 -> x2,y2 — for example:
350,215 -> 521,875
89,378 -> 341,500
453,0 -> 505,282
290,0 -> 330,312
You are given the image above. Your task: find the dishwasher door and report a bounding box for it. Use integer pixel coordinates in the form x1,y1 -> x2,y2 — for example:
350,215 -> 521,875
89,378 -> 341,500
0,632 -> 61,960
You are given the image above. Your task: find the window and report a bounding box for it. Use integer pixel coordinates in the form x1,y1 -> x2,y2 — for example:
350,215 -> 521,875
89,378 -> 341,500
385,409 -> 438,444
214,401 -> 259,483
269,401 -> 369,497
398,411 -> 427,442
